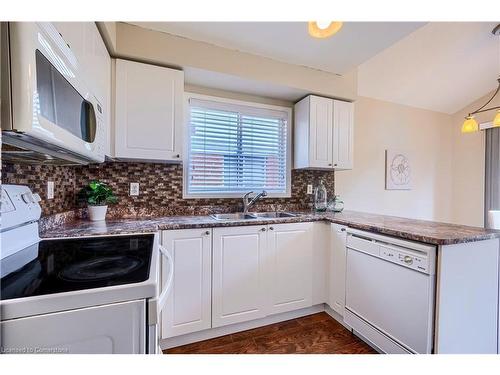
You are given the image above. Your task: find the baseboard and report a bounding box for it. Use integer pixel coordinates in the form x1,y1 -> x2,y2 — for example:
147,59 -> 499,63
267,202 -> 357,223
160,304 -> 325,350
323,304 -> 352,330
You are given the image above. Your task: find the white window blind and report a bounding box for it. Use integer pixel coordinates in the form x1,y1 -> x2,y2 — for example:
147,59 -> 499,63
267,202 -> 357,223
185,97 -> 291,197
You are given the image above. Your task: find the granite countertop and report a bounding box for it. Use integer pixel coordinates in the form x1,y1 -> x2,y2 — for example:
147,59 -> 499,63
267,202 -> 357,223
39,210 -> 500,246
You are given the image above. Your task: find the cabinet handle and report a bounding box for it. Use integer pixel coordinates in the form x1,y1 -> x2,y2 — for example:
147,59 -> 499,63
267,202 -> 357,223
328,163 -> 332,166
204,230 -> 210,235
174,154 -> 180,158
269,226 -> 274,230
260,228 -> 266,232
340,228 -> 346,232
334,163 -> 338,167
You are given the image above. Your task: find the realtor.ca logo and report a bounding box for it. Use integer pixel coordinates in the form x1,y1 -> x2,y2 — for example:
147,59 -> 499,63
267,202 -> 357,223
1,346 -> 69,354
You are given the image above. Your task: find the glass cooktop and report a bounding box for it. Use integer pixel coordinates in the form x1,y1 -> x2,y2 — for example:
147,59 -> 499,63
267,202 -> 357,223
1,234 -> 154,301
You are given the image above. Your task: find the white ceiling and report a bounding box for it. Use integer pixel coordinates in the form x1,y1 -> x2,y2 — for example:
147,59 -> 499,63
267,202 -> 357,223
358,22 -> 500,114
129,21 -> 500,114
129,22 -> 425,75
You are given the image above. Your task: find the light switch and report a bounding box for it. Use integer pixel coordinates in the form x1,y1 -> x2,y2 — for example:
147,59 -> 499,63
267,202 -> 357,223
307,184 -> 313,194
47,181 -> 54,199
130,183 -> 139,196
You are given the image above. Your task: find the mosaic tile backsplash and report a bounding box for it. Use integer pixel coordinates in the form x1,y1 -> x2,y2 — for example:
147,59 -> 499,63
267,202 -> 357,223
1,161 -> 335,218
2,163 -> 77,216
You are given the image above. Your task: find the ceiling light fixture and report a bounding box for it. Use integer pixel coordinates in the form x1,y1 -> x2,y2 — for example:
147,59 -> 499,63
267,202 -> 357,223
308,21 -> 343,39
462,24 -> 500,133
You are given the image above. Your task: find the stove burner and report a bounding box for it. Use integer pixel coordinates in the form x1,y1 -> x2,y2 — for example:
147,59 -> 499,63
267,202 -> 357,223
58,256 -> 144,282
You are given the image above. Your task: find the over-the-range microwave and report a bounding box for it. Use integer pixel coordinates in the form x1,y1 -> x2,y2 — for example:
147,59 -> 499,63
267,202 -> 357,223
1,22 -> 106,164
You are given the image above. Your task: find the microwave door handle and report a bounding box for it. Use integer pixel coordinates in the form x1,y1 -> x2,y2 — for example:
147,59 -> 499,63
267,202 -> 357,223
157,245 -> 174,315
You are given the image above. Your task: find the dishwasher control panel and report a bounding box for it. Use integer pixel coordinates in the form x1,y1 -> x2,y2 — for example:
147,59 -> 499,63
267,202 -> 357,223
379,245 -> 429,273
347,230 -> 436,275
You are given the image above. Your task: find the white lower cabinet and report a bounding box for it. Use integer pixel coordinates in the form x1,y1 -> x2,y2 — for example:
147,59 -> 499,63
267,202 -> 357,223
162,223 -> 317,337
212,225 -> 268,328
161,229 -> 212,338
267,223 -> 313,315
329,223 -> 347,316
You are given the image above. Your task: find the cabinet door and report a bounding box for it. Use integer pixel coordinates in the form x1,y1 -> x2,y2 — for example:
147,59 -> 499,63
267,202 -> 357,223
332,100 -> 354,169
115,59 -> 184,161
267,223 -> 313,315
212,225 -> 268,328
329,224 -> 348,316
0,300 -> 146,354
309,96 -> 334,168
161,229 -> 212,338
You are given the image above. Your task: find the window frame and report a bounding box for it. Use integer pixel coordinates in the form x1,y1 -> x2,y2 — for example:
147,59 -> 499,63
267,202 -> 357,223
183,93 -> 292,199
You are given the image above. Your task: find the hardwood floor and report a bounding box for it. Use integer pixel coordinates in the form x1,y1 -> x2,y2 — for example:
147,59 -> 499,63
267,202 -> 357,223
164,312 -> 377,354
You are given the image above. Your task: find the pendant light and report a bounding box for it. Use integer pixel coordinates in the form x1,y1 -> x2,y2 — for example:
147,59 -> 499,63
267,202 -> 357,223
494,110 -> 500,126
462,24 -> 500,133
462,116 -> 480,133
308,21 -> 343,39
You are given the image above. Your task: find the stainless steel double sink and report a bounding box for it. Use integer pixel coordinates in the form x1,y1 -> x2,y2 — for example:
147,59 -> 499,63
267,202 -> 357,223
210,212 -> 297,220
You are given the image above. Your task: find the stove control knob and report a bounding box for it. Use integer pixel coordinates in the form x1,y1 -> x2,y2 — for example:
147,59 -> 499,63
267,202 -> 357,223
21,192 -> 34,204
403,255 -> 413,265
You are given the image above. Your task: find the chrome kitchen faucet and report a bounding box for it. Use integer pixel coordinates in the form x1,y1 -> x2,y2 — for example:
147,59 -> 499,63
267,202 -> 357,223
242,191 -> 267,213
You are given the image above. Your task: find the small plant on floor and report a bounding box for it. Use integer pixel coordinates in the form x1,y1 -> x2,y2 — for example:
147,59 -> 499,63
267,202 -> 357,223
79,180 -> 118,221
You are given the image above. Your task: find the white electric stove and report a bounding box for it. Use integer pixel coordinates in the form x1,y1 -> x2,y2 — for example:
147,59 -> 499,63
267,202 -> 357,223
0,185 -> 173,354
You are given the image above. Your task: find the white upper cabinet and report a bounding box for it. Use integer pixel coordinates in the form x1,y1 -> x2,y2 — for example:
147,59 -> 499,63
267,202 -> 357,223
294,95 -> 354,170
161,229 -> 212,339
332,100 -> 354,169
329,223 -> 348,316
114,59 -> 184,162
267,223 -> 313,315
212,225 -> 268,328
295,95 -> 333,169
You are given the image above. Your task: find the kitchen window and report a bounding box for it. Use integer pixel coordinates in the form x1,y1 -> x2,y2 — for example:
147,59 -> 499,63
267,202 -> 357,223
183,95 -> 291,198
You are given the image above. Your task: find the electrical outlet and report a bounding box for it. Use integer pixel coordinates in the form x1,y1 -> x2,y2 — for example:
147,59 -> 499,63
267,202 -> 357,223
307,184 -> 313,195
47,181 -> 54,199
130,182 -> 139,196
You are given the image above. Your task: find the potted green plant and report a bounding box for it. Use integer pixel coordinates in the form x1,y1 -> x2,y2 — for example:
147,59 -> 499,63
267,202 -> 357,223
79,180 -> 118,221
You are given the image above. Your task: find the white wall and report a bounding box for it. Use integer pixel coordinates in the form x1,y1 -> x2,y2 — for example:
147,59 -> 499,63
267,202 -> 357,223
335,96 -> 454,222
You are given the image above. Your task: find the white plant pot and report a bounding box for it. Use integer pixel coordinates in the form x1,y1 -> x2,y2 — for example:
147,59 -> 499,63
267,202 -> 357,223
88,205 -> 108,221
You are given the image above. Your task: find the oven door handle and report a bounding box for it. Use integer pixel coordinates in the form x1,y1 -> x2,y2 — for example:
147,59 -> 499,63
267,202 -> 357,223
158,245 -> 174,314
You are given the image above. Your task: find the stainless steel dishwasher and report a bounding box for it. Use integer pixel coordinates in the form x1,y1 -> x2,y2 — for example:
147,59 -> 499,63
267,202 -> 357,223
344,228 -> 436,354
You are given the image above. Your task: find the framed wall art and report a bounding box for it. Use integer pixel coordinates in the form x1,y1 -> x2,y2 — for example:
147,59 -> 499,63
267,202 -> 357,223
385,150 -> 412,190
